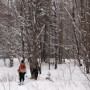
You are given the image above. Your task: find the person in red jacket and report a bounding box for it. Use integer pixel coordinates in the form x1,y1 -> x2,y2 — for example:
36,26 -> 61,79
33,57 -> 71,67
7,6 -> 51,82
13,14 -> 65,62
18,60 -> 26,85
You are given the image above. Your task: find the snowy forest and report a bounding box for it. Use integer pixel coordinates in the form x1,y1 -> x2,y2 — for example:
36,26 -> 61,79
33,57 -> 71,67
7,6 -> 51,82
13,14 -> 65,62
0,0 -> 90,90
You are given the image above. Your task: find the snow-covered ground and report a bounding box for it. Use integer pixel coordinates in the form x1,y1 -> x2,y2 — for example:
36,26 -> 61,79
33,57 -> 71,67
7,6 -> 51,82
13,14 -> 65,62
0,58 -> 90,90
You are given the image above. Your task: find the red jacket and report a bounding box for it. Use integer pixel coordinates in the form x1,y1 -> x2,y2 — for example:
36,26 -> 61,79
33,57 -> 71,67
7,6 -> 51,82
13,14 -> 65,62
18,63 -> 26,73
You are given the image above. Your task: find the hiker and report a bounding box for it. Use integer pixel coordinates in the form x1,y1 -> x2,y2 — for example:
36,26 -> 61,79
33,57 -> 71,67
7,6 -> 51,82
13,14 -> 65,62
18,60 -> 26,85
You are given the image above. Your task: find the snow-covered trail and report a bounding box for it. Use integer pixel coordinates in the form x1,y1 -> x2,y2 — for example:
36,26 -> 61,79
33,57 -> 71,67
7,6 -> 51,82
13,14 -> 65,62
0,59 -> 90,90
16,85 -> 28,90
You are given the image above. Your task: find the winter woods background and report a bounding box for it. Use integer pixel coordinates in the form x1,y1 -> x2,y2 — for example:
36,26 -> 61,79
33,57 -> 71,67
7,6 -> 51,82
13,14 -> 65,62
0,0 -> 90,77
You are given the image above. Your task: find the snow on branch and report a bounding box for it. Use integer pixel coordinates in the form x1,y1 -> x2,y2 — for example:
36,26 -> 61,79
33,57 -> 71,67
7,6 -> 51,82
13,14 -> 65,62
64,7 -> 82,35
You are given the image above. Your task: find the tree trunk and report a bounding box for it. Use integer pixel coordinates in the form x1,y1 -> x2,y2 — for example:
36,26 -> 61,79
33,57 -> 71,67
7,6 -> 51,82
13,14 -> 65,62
72,4 -> 82,66
9,57 -> 13,67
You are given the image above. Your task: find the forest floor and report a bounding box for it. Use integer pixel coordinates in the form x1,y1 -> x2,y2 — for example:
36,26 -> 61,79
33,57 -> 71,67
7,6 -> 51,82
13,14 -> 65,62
0,58 -> 90,90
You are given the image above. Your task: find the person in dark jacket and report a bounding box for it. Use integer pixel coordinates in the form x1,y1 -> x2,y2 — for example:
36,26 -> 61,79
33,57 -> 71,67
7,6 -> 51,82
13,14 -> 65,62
18,60 -> 26,85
